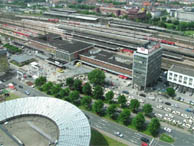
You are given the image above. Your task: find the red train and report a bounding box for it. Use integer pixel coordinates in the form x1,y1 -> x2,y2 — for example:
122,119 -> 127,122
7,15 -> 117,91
15,32 -> 30,37
48,19 -> 59,23
145,37 -> 175,46
160,40 -> 175,45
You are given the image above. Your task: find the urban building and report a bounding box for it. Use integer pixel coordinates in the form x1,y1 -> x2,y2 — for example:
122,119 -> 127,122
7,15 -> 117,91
167,65 -> 194,90
79,48 -> 133,78
175,8 -> 194,22
132,41 -> 163,90
0,49 -> 9,76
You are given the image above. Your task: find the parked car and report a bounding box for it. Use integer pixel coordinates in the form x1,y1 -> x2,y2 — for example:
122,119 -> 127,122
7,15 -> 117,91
18,85 -> 23,88
165,102 -> 171,106
25,90 -> 30,95
139,93 -> 146,97
185,108 -> 193,112
140,137 -> 149,143
122,91 -> 129,94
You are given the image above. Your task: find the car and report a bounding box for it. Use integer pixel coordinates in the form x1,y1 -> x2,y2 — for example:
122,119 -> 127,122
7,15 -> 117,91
114,131 -> 123,138
165,102 -> 171,106
122,91 -> 129,94
18,85 -> 23,88
185,108 -> 193,112
139,93 -> 146,97
25,90 -> 30,95
140,137 -> 149,143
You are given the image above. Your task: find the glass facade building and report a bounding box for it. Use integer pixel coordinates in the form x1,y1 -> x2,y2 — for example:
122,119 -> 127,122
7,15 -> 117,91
132,41 -> 162,90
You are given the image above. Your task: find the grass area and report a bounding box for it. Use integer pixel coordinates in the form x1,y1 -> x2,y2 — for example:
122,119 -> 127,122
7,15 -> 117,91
184,30 -> 194,36
90,128 -> 127,146
6,93 -> 20,101
160,134 -> 174,143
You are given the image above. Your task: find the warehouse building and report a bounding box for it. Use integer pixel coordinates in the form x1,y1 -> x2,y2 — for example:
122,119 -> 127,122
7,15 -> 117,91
132,41 -> 163,90
167,65 -> 194,91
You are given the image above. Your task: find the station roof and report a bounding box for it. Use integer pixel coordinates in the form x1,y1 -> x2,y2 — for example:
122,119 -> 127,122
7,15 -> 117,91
44,11 -> 99,21
32,34 -> 93,54
80,49 -> 132,70
169,65 -> 194,77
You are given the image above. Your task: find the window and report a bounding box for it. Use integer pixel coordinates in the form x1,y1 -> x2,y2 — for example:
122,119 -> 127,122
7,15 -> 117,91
174,74 -> 178,77
169,77 -> 172,80
179,75 -> 182,79
184,77 -> 188,81
174,78 -> 177,81
169,73 -> 173,76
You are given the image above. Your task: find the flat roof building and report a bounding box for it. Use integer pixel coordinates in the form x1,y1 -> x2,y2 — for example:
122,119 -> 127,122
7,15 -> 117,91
167,65 -> 194,89
132,41 -> 162,90
29,33 -> 93,62
79,48 -> 133,78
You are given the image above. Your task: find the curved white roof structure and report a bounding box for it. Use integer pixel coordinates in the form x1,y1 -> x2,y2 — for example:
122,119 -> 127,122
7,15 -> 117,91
0,97 -> 91,146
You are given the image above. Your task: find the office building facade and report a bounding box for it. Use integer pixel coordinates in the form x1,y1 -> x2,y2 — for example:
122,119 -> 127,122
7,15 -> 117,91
132,41 -> 162,90
167,65 -> 194,89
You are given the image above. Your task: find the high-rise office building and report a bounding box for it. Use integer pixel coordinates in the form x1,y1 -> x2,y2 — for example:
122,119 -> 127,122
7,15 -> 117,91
0,49 -> 9,76
132,41 -> 162,90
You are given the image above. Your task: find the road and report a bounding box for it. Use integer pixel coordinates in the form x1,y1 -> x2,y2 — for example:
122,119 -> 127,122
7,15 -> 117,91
3,68 -> 194,146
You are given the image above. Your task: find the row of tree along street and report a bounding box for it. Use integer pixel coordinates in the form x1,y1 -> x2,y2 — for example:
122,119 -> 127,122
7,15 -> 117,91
35,69 -> 160,137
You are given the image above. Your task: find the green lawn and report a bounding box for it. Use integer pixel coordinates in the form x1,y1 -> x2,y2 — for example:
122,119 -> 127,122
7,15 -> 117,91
184,30 -> 194,36
6,93 -> 20,101
90,128 -> 127,146
160,134 -> 174,143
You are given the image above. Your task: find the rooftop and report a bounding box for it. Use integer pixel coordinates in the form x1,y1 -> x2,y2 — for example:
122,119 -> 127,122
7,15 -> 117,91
169,65 -> 194,77
80,48 -> 132,70
0,49 -> 7,55
32,34 -> 93,54
11,54 -> 34,64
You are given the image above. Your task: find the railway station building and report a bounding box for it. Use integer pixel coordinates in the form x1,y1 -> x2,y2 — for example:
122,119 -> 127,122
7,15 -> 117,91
132,41 -> 163,90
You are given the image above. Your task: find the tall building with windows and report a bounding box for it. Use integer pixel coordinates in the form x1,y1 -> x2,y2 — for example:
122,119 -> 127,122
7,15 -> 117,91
0,49 -> 9,76
167,65 -> 194,90
132,41 -> 162,90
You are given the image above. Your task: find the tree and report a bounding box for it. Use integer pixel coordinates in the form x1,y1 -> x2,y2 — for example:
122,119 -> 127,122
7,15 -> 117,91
105,90 -> 114,103
50,84 -> 61,95
58,88 -> 70,98
35,76 -> 46,87
119,109 -> 131,125
69,91 -> 80,104
143,104 -> 153,116
81,96 -> 92,110
107,104 -> 117,119
88,69 -> 105,86
42,81 -> 53,92
73,79 -> 82,92
66,77 -> 74,88
93,85 -> 104,100
132,113 -> 145,131
82,82 -> 92,95
130,99 -> 140,113
166,88 -> 175,97
118,95 -> 127,107
148,118 -> 160,137
93,100 -> 104,116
